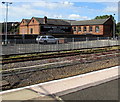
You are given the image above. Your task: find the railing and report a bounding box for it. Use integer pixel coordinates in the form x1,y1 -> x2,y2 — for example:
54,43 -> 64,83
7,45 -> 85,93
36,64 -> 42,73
2,37 -> 119,55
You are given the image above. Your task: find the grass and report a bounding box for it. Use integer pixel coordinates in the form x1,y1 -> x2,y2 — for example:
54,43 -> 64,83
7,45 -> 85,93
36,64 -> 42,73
2,45 -> 120,61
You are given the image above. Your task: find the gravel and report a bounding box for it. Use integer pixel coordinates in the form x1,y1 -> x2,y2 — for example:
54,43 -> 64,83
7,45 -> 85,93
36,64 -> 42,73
2,54 -> 89,70
2,56 -> 119,90
2,52 -> 119,70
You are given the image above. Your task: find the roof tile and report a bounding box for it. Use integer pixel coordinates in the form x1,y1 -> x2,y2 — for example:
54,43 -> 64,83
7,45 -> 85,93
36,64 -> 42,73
32,17 -> 110,26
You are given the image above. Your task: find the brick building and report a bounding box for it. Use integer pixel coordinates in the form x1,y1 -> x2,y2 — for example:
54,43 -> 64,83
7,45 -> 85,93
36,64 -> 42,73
19,19 -> 30,34
19,16 -> 114,37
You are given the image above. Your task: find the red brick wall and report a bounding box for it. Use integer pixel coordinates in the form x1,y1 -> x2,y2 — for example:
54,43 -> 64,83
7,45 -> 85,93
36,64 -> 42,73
19,18 -> 40,35
19,26 -> 28,34
72,25 -> 104,35
19,20 -> 29,34
19,17 -> 113,37
28,18 -> 40,34
103,18 -> 113,37
28,25 -> 40,34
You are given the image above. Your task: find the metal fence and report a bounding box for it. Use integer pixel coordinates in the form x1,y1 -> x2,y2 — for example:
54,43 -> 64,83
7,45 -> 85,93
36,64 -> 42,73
2,37 -> 119,55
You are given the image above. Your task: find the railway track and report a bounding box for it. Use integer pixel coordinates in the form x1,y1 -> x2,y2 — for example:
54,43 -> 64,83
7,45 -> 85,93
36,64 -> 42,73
2,46 -> 120,64
2,50 -> 120,77
2,51 -> 119,90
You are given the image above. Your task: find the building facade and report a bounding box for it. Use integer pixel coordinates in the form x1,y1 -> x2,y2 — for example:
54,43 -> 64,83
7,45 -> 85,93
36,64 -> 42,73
19,16 -> 114,37
70,17 -> 113,37
1,22 -> 20,35
19,19 -> 30,34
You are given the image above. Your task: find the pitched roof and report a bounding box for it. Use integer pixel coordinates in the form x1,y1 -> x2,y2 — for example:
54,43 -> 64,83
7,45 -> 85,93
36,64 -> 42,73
33,17 -> 70,25
31,17 -> 110,26
69,18 -> 109,25
23,19 -> 31,24
33,17 -> 43,23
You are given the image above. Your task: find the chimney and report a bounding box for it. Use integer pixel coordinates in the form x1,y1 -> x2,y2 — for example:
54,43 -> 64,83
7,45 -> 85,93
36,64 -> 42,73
44,16 -> 47,24
109,15 -> 113,18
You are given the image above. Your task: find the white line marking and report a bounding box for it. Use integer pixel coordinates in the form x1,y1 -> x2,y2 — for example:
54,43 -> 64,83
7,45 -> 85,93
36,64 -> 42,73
0,66 -> 119,94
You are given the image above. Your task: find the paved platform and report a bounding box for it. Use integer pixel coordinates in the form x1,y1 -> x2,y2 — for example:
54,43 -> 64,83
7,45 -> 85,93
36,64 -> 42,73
60,78 -> 119,101
1,66 -> 119,101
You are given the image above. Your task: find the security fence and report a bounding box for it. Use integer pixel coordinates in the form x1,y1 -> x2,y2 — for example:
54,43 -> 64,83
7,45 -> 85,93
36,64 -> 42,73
2,37 -> 119,55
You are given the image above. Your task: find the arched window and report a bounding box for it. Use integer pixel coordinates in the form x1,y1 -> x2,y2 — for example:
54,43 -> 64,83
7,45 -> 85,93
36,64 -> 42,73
89,26 -> 92,32
78,27 -> 81,32
95,26 -> 99,33
73,26 -> 76,31
30,28 -> 33,34
83,26 -> 87,32
32,20 -> 34,23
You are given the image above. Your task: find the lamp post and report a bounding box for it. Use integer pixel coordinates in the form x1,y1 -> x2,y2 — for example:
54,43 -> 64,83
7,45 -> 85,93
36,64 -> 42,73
2,2 -> 12,44
113,14 -> 116,39
12,23 -> 15,35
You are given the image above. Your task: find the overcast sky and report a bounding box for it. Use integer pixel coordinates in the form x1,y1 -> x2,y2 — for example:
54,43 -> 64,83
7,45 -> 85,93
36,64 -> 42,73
0,0 -> 119,23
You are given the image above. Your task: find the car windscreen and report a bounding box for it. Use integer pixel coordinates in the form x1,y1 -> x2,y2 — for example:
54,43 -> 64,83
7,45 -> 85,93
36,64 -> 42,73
48,36 -> 54,39
42,36 -> 46,38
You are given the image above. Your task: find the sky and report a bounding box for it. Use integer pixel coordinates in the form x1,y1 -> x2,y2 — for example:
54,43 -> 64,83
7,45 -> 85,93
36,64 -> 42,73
0,0 -> 120,23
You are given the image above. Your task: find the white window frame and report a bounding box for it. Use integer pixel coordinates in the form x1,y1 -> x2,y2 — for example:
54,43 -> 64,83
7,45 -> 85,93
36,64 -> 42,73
78,27 -> 81,32
83,26 -> 87,32
89,26 -> 93,32
95,26 -> 99,33
73,26 -> 76,32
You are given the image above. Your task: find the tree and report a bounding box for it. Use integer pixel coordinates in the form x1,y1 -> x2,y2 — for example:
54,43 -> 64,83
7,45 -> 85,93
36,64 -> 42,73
1,22 -> 19,35
94,15 -> 115,20
116,22 -> 120,36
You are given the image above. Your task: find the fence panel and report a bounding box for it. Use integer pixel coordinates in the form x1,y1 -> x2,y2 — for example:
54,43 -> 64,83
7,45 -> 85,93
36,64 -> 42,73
1,37 -> 119,55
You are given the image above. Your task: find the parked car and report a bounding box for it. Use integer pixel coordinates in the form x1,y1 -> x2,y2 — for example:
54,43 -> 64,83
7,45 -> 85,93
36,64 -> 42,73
36,35 -> 59,44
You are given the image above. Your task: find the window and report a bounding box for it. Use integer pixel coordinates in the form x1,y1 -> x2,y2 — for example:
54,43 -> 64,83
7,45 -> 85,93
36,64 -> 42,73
30,28 -> 33,34
42,36 -> 46,38
95,26 -> 99,33
73,27 -> 76,31
89,26 -> 92,32
83,26 -> 87,32
78,27 -> 81,32
48,36 -> 54,39
32,20 -> 34,23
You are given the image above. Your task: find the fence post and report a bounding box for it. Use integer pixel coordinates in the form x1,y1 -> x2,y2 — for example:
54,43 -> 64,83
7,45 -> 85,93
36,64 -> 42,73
86,37 -> 88,48
116,38 -> 118,45
97,37 -> 100,47
57,39 -> 59,51
72,38 -> 74,50
38,42 -> 40,52
97,37 -> 99,40
108,37 -> 110,46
